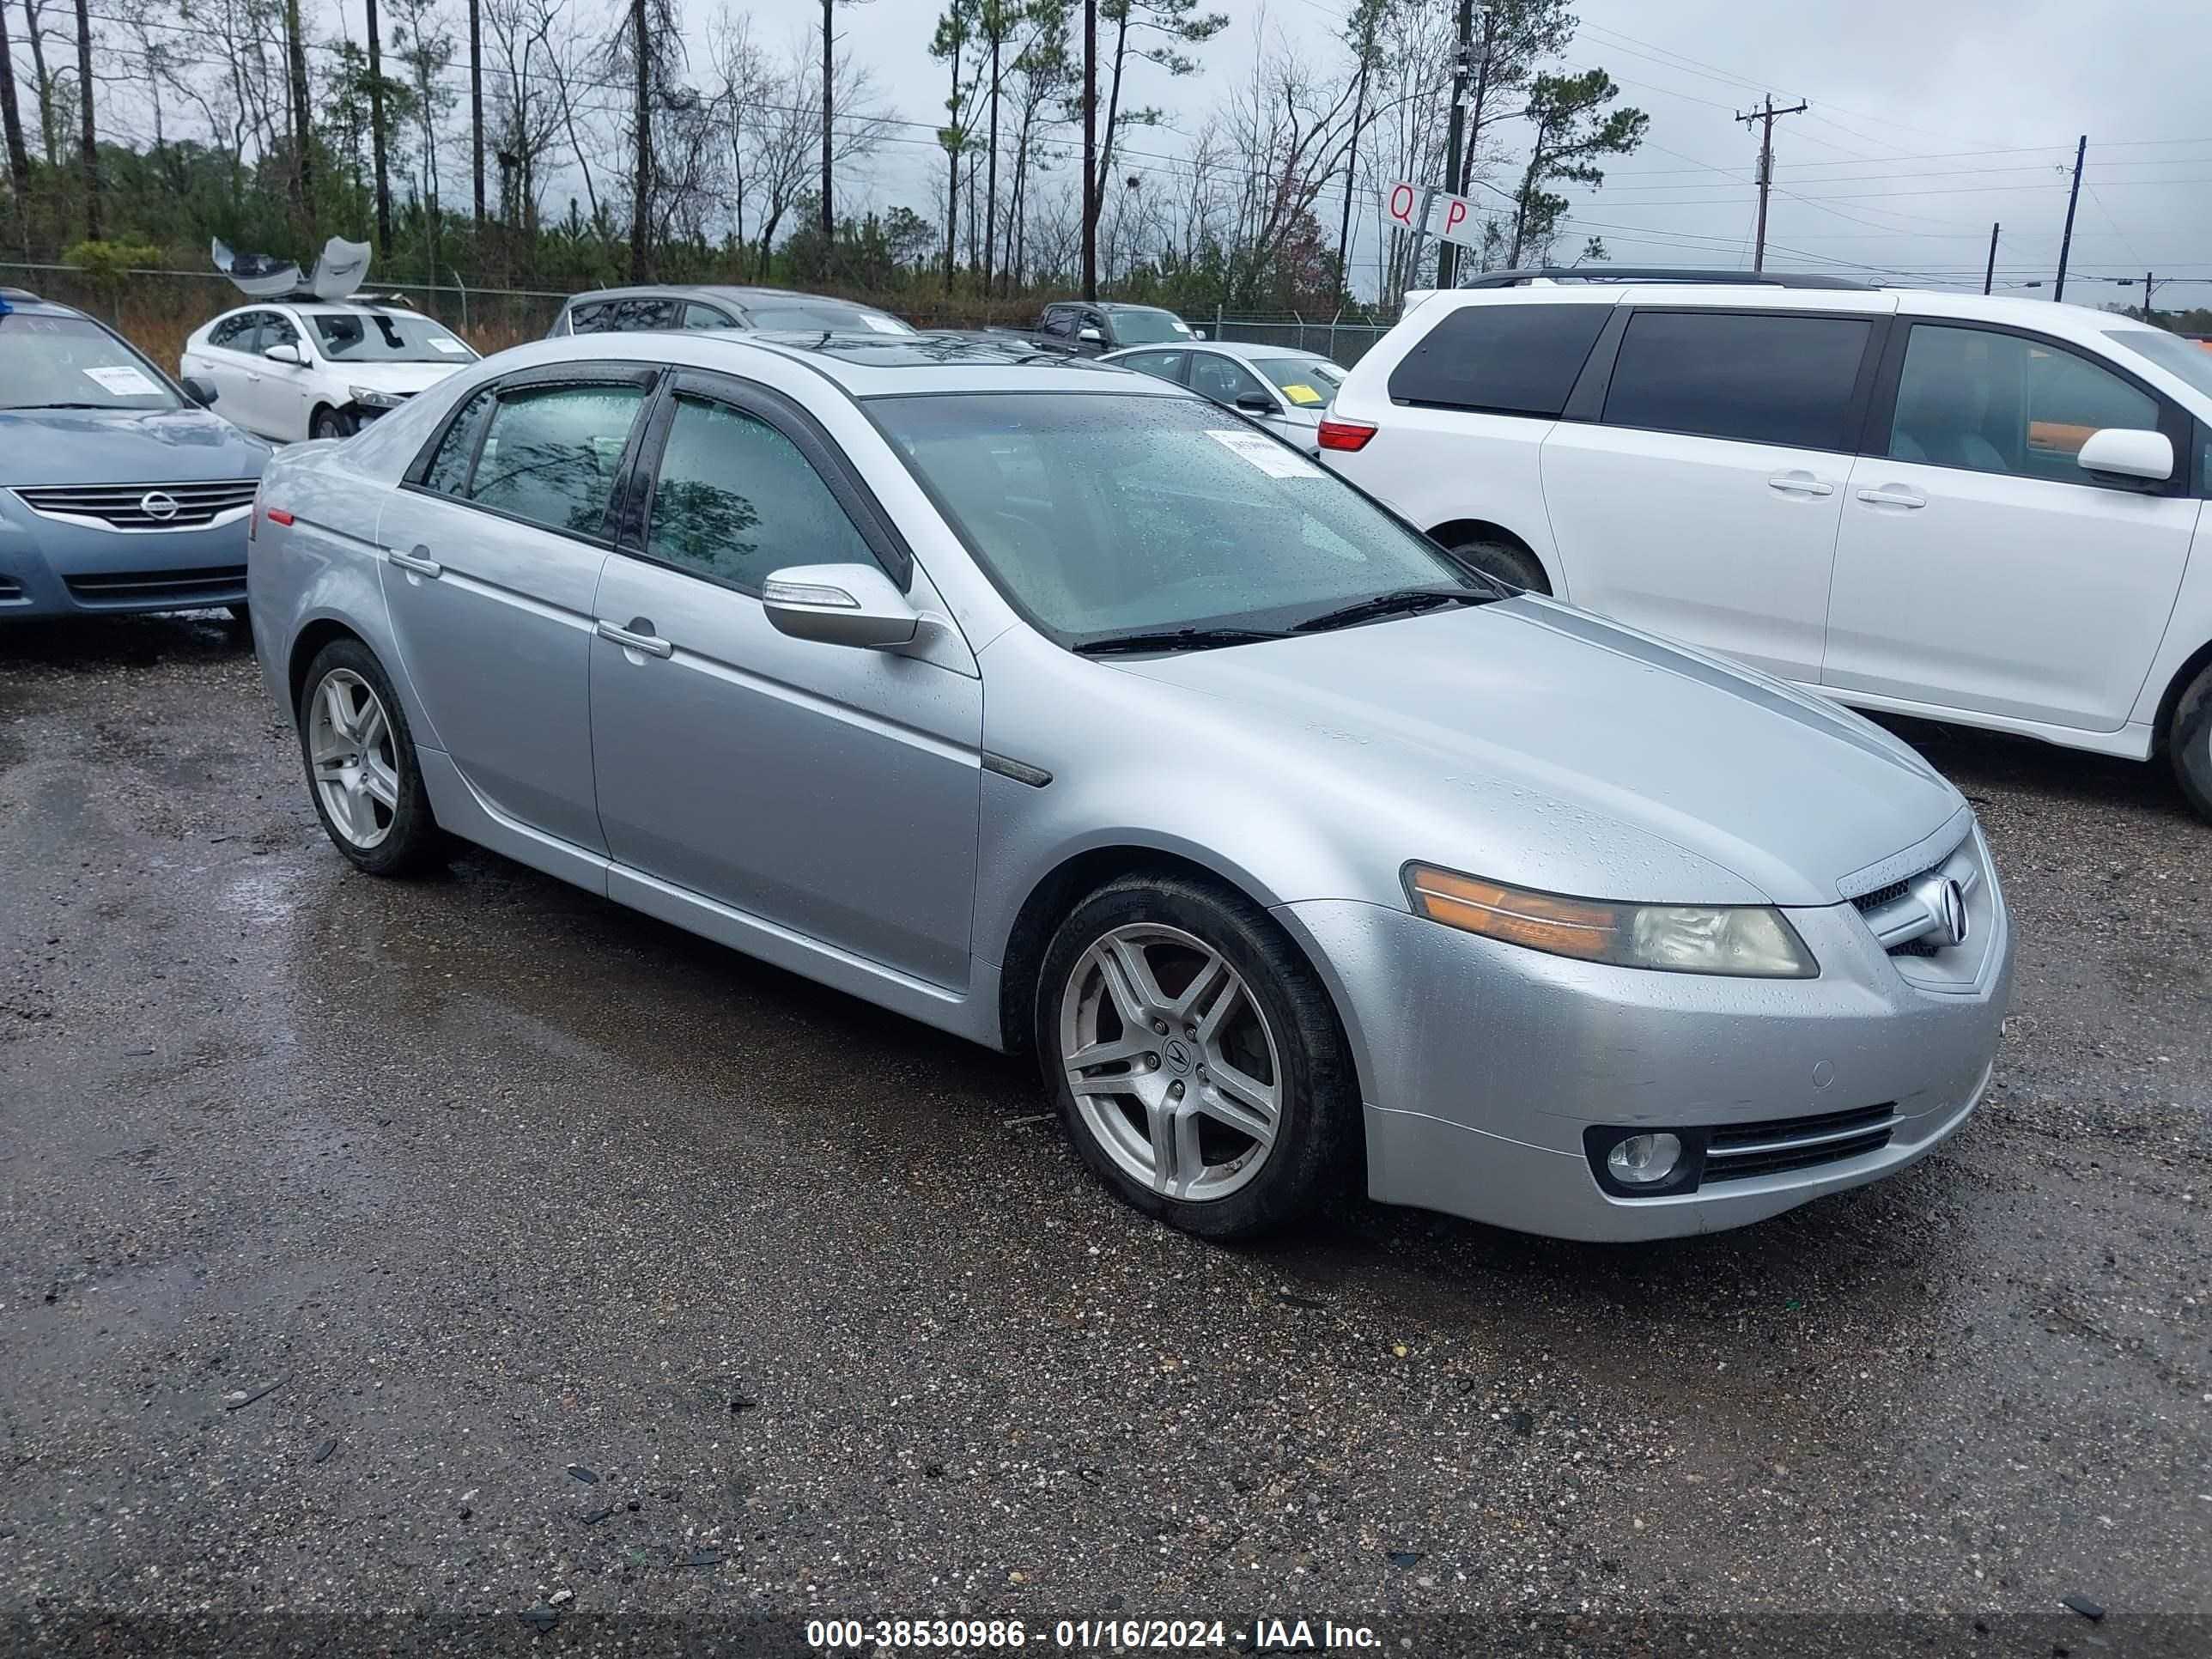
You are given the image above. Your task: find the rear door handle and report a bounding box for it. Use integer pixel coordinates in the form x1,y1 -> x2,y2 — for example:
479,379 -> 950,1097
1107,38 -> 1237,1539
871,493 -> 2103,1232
1856,486 -> 1927,509
596,618 -> 673,659
387,545 -> 442,578
1767,472 -> 1834,497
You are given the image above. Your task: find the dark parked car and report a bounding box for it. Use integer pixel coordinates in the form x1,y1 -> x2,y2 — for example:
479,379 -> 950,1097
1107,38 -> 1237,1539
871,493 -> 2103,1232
0,288 -> 270,620
544,285 -> 917,339
1006,301 -> 1201,356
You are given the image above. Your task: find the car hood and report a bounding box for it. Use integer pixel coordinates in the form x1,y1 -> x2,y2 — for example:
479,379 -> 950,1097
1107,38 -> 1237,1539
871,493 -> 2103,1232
1111,597 -> 1962,908
0,406 -> 270,484
326,360 -> 472,396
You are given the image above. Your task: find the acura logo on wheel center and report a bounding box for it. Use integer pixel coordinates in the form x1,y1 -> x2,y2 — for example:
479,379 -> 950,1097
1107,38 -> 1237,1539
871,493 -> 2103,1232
1162,1037 -> 1193,1074
139,490 -> 179,522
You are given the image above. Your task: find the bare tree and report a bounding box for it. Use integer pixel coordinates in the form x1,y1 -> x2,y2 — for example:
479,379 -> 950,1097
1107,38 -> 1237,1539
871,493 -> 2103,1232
21,0 -> 59,167
367,0 -> 393,248
2,2 -> 33,235
629,0 -> 650,278
484,0 -> 567,242
71,0 -> 95,236
1219,33 -> 1360,307
282,0 -> 310,227
468,0 -> 485,230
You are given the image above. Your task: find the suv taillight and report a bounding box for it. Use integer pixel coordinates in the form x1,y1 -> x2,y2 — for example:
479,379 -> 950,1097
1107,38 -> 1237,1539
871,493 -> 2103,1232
1316,417 -> 1377,453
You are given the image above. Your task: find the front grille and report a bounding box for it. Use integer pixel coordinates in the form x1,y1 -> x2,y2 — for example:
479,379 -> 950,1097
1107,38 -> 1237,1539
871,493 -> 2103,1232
15,478 -> 259,531
0,574 -> 23,601
1851,834 -> 1984,965
64,564 -> 247,606
1701,1103 -> 1896,1183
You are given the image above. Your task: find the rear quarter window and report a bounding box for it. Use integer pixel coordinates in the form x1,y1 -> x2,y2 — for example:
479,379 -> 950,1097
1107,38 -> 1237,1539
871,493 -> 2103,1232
1386,302 -> 1612,417
1602,310 -> 1873,452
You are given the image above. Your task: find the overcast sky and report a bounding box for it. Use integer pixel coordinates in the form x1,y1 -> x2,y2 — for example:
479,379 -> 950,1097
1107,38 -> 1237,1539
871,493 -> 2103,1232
292,0 -> 2212,305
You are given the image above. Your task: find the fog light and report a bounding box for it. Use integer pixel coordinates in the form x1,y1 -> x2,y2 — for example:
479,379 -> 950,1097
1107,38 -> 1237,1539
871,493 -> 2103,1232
1606,1133 -> 1683,1187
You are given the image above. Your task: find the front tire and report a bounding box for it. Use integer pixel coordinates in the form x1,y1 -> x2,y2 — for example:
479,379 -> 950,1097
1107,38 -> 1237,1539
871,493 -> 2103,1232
1449,537 -> 1549,594
311,404 -> 356,442
2166,659 -> 2212,821
297,638 -> 443,876
1035,875 -> 1356,1239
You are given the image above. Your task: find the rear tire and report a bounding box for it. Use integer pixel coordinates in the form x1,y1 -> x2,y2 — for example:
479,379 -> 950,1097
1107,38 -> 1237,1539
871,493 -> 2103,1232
1448,537 -> 1549,594
2166,659 -> 2212,821
296,638 -> 444,877
1034,875 -> 1357,1239
311,404 -> 356,442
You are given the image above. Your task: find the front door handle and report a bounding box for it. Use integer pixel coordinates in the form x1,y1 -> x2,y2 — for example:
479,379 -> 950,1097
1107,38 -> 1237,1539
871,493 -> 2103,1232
1856,486 -> 1927,509
387,545 -> 442,578
596,617 -> 673,659
1767,471 -> 1834,497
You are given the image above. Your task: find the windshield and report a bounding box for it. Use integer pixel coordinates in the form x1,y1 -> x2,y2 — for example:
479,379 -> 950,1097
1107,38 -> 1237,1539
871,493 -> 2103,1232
869,392 -> 1478,647
2105,328 -> 2212,401
309,310 -> 477,363
1108,307 -> 1190,346
1254,356 -> 1344,408
0,313 -> 180,411
749,301 -> 915,336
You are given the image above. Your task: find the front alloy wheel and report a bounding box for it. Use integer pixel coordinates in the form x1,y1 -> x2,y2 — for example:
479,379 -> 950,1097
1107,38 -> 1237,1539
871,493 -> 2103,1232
1060,922 -> 1284,1203
1037,876 -> 1355,1237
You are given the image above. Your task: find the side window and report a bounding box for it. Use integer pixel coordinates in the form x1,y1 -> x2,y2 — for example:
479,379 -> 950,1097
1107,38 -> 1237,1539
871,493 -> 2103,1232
683,303 -> 733,331
264,312 -> 302,351
1116,350 -> 1186,384
208,312 -> 258,350
422,387 -> 495,495
1602,311 -> 1872,451
567,301 -> 613,335
466,382 -> 647,537
615,298 -> 679,331
1190,354 -> 1268,407
1038,310 -> 1074,339
1388,302 -> 1612,417
1889,325 -> 2161,483
645,395 -> 875,592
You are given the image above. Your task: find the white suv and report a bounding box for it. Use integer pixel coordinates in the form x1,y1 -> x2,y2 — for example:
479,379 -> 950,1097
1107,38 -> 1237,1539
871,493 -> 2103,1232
1320,270 -> 2212,816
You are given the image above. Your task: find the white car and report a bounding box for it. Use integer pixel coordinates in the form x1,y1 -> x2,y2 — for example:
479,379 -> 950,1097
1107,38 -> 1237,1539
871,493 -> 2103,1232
1102,340 -> 1346,454
1319,268 -> 2212,817
181,301 -> 479,443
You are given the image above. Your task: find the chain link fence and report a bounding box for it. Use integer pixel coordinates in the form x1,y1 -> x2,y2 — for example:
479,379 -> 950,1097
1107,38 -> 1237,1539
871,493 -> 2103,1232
3,261 -> 1401,372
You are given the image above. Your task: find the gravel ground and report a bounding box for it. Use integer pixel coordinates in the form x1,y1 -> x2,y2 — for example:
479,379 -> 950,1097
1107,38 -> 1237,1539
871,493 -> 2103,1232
1,613 -> 2207,1657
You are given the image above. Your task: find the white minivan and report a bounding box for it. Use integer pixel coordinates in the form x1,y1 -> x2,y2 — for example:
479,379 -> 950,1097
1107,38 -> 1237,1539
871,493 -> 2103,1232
1319,271 -> 2212,816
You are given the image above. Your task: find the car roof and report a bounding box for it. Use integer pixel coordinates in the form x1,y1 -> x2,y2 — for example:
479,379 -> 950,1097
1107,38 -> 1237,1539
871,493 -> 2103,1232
562,284 -> 898,314
0,291 -> 88,322
738,330 -> 1184,395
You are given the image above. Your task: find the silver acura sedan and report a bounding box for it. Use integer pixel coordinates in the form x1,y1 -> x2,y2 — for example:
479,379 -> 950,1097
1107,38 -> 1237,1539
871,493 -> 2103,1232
247,331 -> 2011,1242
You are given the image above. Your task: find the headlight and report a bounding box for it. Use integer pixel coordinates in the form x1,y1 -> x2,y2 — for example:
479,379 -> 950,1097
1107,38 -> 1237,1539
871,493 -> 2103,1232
349,386 -> 402,409
1403,864 -> 1817,978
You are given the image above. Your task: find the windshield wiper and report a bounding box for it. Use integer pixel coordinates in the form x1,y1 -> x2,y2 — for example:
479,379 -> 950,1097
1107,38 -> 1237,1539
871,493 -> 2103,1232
3,401 -> 118,410
1291,586 -> 1493,634
1074,625 -> 1291,656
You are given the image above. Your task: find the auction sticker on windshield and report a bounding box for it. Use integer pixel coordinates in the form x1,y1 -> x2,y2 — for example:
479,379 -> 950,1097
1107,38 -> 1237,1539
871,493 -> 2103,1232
428,336 -> 468,353
1206,427 -> 1322,479
83,365 -> 160,397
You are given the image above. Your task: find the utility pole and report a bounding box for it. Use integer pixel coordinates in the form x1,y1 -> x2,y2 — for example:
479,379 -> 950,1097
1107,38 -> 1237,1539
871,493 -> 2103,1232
2053,134 -> 2086,301
1437,0 -> 1474,289
820,0 -> 835,248
1735,94 -> 1807,273
2143,270 -> 2155,323
1983,222 -> 1999,295
1081,0 -> 1097,301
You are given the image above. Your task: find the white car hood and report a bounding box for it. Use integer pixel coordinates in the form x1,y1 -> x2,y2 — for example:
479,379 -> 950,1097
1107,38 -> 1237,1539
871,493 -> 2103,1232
325,360 -> 472,396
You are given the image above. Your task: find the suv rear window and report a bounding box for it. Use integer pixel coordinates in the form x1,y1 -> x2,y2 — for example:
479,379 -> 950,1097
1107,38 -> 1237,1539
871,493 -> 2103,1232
1602,311 -> 1872,451
1386,302 -> 1611,417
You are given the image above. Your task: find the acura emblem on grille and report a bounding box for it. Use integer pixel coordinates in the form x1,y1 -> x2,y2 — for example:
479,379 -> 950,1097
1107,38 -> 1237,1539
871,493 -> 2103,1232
1910,872 -> 1971,949
139,490 -> 180,521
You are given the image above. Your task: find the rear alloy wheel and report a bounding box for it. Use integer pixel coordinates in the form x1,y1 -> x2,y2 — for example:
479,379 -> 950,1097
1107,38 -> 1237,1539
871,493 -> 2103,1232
1037,877 -> 1354,1237
1449,537 -> 1549,594
311,405 -> 356,442
297,639 -> 442,876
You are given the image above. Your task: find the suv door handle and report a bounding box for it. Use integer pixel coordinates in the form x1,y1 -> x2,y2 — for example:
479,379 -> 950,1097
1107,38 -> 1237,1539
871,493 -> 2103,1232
1767,471 -> 1834,497
387,545 -> 442,578
1856,486 -> 1927,509
596,618 -> 673,659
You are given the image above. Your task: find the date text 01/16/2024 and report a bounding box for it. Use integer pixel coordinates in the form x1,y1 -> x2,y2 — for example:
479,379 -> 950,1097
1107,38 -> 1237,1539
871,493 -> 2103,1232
804,1618 -> 1385,1650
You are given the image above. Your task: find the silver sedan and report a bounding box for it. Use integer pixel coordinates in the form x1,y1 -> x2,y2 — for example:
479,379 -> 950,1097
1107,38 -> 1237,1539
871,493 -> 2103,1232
247,331 -> 2010,1241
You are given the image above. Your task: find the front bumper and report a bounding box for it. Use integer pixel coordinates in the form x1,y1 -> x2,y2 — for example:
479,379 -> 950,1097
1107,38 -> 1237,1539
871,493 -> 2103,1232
0,498 -> 251,617
1280,855 -> 2012,1242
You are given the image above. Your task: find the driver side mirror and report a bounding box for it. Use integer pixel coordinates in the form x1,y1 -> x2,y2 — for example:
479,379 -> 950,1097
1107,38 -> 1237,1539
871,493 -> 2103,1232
180,374 -> 219,407
2076,427 -> 2172,483
264,343 -> 305,367
1235,392 -> 1278,416
761,562 -> 920,650
1078,325 -> 1104,344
